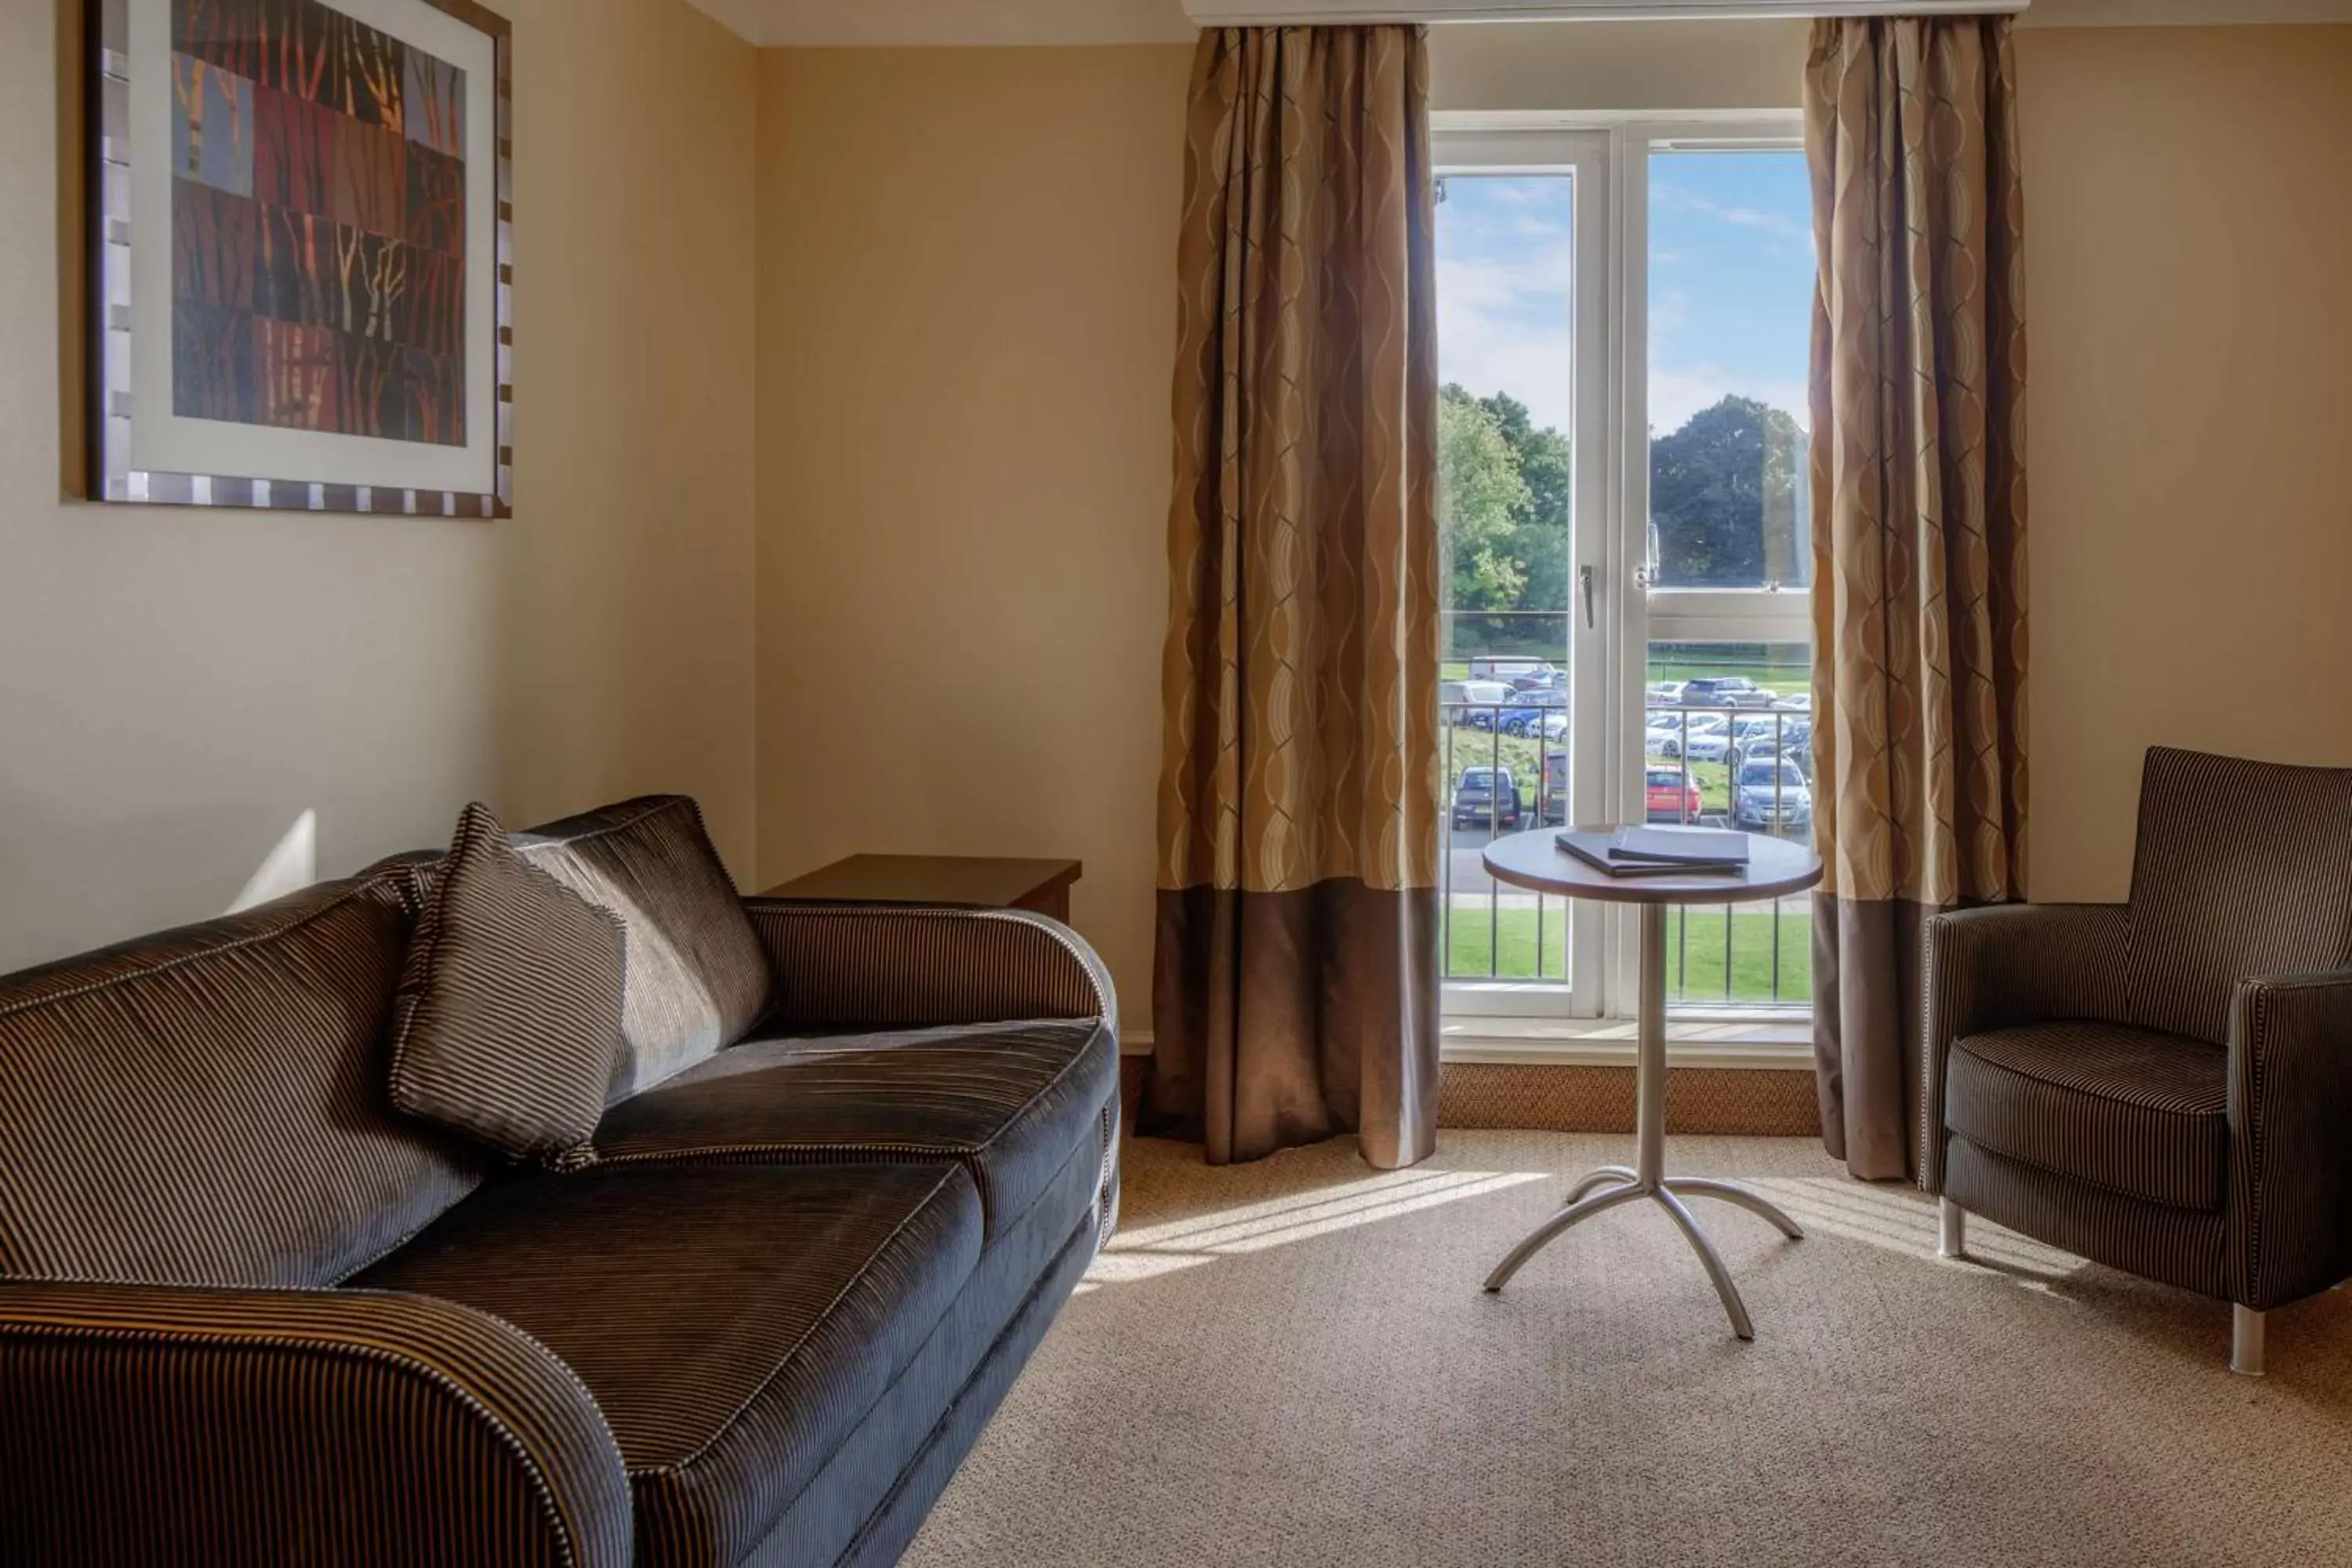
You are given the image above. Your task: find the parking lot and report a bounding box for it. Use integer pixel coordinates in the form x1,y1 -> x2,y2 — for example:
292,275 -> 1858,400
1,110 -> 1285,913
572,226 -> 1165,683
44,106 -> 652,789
1439,663 -> 1815,1000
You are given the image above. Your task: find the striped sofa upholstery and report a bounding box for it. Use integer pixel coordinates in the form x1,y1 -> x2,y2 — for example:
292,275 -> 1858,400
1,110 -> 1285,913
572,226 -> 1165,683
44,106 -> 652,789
1925,748 -> 2352,1320
0,808 -> 1120,1567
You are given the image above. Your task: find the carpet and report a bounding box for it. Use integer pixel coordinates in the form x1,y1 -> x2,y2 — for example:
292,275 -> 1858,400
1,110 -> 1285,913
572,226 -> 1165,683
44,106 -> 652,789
903,1132 -> 2352,1567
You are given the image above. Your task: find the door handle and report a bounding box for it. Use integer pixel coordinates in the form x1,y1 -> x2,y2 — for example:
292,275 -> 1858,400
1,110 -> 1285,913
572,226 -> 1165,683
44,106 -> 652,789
1578,564 -> 1596,630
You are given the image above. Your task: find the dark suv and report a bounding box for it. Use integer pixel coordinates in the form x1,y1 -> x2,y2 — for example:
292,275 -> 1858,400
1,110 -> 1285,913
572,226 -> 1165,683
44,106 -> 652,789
1451,767 -> 1522,831
1680,675 -> 1774,709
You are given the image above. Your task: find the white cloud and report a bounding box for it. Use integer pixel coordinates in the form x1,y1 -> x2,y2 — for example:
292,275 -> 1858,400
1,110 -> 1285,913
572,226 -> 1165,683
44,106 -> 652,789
1652,183 -> 1813,246
1435,239 -> 1577,433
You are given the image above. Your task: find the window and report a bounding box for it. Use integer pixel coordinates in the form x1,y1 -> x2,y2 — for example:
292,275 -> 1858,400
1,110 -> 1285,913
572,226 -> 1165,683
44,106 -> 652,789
1434,117 -> 1814,1043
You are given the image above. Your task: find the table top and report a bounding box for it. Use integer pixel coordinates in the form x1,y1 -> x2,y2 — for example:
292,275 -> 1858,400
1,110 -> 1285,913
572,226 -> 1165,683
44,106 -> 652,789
1483,827 -> 1822,906
759,854 -> 1081,907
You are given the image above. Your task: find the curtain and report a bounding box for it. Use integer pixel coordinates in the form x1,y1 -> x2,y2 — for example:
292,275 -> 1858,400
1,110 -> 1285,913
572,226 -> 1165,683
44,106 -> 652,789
1805,16 -> 2029,1182
1145,25 -> 1442,1171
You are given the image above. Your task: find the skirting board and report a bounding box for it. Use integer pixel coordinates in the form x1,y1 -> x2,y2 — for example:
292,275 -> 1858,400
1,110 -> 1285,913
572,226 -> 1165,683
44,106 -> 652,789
1117,1055 -> 1820,1138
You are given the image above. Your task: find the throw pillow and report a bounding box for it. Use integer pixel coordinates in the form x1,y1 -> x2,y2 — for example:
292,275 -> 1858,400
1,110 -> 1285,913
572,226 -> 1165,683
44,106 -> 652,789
513,796 -> 772,1100
388,802 -> 626,1164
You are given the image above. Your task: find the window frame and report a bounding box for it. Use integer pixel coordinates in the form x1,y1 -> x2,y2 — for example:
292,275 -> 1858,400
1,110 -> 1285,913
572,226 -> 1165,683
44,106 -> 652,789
1430,127 -> 1613,1022
1433,110 -> 1816,1058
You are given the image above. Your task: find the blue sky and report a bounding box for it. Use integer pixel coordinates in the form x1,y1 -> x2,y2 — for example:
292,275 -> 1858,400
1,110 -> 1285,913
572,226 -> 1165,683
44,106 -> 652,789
1436,151 -> 1815,441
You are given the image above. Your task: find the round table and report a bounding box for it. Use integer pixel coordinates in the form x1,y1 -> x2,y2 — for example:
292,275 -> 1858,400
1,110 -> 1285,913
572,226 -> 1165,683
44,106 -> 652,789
1479,826 -> 1824,1340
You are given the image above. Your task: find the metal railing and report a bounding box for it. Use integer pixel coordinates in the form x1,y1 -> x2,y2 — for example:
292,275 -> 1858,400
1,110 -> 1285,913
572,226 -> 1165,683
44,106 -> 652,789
1441,695 -> 1813,1009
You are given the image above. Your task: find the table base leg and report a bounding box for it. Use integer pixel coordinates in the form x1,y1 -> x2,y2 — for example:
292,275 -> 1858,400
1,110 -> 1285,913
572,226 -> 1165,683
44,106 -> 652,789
1481,1169 -> 1798,1341
1479,902 -> 1801,1341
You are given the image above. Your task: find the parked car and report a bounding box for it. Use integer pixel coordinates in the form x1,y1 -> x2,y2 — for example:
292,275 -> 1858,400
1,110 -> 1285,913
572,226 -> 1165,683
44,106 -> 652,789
1646,767 -> 1704,826
1452,767 -> 1523,830
1731,757 -> 1813,833
1520,711 -> 1570,743
1677,676 -> 1756,707
1538,751 -> 1570,825
1469,656 -> 1557,684
1498,690 -> 1566,735
1445,680 -> 1515,727
1682,675 -> 1779,709
1646,681 -> 1686,708
1651,714 -> 1731,762
1737,720 -> 1812,766
1771,691 -> 1813,712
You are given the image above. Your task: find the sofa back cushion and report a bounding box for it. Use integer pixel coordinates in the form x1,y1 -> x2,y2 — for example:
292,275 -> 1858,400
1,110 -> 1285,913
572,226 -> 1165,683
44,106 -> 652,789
0,873 -> 488,1288
514,797 -> 771,1099
2125,747 -> 2352,1044
389,804 -> 628,1163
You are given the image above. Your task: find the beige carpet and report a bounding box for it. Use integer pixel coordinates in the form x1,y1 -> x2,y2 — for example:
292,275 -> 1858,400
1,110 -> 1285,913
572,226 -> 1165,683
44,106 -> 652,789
904,1132 -> 2352,1568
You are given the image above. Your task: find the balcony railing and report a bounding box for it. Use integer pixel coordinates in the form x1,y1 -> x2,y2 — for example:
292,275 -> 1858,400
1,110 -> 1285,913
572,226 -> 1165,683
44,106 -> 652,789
1441,696 -> 1813,1011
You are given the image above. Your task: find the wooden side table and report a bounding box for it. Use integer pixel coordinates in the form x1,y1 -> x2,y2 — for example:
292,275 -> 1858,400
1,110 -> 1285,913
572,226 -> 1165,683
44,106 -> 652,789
759,855 -> 1083,924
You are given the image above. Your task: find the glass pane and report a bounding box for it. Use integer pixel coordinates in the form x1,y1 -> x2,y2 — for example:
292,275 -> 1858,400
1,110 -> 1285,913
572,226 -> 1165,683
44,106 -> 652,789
1435,172 -> 1576,985
1646,641 -> 1813,1007
1646,150 -> 1814,590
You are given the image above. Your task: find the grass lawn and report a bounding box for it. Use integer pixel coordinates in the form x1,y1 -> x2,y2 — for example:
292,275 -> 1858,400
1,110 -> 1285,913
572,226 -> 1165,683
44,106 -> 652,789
1443,902 -> 1812,1004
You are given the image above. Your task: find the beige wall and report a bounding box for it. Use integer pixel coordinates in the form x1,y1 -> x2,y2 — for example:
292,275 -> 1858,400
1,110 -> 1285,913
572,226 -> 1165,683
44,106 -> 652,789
753,45 -> 1192,1018
2017,24 -> 2352,900
0,0 -> 758,973
749,22 -> 2352,1028
15,9 -> 2340,999
1429,19 -> 1809,111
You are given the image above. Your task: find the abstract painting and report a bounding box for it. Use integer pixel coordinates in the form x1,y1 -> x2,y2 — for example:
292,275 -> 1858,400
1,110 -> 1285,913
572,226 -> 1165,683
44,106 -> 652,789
90,0 -> 511,517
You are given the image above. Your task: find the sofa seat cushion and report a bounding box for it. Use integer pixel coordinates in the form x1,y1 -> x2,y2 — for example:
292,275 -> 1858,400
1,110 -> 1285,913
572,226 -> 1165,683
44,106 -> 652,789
1946,1020 -> 2227,1210
592,1019 -> 1118,1243
354,1163 -> 982,1568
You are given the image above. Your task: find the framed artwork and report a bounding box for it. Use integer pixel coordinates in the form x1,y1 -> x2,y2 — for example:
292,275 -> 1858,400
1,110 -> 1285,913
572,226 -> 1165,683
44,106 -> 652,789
88,0 -> 513,517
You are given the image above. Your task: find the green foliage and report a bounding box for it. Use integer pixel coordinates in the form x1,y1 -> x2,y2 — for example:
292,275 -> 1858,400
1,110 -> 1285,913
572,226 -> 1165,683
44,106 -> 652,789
1437,385 -> 1809,625
1648,395 -> 1807,588
1438,387 -> 1531,611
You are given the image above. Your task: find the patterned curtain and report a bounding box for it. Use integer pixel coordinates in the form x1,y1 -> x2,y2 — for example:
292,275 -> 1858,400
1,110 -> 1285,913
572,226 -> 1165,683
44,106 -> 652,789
1805,16 -> 2029,1181
1145,25 -> 1442,1171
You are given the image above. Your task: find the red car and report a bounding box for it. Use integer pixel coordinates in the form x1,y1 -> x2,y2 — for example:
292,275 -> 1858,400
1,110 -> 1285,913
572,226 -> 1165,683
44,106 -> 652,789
1646,767 -> 1703,825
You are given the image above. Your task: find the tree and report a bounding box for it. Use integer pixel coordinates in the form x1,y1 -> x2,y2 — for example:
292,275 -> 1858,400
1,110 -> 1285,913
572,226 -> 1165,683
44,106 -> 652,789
1439,384 -> 1530,612
1647,395 -> 1806,588
1474,391 -> 1573,614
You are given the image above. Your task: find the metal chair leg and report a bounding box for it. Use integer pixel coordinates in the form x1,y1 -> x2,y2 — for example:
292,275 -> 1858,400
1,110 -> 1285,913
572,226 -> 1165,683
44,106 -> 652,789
1483,1182 -> 1646,1294
1663,1177 -> 1805,1240
1938,1196 -> 1967,1261
2231,1305 -> 2266,1377
1654,1188 -> 1756,1341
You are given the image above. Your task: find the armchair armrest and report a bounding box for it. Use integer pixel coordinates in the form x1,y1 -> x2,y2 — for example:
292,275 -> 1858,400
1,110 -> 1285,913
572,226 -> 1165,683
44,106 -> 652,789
0,1280 -> 630,1568
2228,969 -> 2352,1311
745,898 -> 1117,1033
1919,902 -> 2130,1192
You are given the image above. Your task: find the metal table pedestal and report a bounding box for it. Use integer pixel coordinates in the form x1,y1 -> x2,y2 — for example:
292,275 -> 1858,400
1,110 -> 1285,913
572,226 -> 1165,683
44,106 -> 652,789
1482,902 -> 1805,1340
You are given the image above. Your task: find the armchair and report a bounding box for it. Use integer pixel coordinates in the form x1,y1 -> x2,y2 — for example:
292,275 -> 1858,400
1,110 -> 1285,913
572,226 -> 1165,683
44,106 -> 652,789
1922,747 -> 2352,1375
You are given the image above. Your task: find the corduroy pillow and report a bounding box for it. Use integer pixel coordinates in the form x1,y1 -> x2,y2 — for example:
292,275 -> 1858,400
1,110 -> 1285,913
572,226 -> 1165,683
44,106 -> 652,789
388,803 -> 627,1165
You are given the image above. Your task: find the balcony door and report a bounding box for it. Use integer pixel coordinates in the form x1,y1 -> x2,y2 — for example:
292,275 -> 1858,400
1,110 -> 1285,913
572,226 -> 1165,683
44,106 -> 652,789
1435,116 -> 1815,1039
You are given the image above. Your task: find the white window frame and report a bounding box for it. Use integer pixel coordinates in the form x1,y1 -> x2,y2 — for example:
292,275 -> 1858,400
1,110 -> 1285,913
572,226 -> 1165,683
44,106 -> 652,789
1434,111 -> 1814,1061
1431,127 -> 1613,1023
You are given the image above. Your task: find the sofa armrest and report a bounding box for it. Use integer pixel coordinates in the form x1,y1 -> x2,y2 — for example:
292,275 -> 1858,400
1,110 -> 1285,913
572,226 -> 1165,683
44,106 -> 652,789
2228,969 -> 2352,1311
0,1280 -> 630,1568
745,899 -> 1117,1033
1919,902 -> 2130,1192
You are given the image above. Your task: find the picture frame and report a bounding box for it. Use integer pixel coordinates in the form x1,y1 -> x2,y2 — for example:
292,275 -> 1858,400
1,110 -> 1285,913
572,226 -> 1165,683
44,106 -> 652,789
87,0 -> 514,517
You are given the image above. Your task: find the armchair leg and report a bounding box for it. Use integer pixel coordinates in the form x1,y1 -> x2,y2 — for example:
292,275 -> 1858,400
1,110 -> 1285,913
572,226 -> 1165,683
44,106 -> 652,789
1937,1197 -> 1966,1260
2231,1306 -> 2265,1377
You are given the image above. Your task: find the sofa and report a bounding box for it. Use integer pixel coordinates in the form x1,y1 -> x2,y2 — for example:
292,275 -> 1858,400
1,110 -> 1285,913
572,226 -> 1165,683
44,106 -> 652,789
0,796 -> 1121,1567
